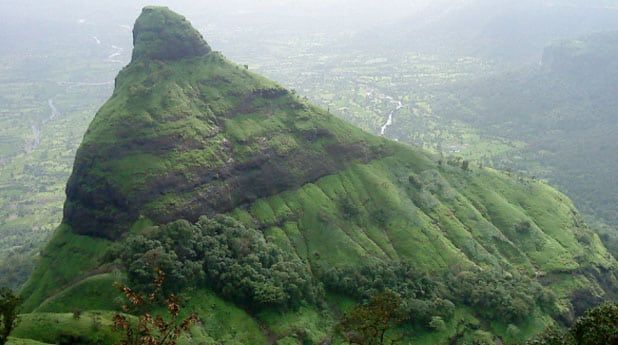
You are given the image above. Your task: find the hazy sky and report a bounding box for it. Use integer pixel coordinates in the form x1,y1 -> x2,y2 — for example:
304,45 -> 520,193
0,0 -> 434,53
2,0 -> 618,60
0,0 -> 431,28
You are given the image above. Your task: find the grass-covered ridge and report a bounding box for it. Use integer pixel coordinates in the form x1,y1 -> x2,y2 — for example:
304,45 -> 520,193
19,6 -> 617,345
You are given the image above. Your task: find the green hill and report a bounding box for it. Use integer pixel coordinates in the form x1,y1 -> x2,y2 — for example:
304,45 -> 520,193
17,7 -> 617,345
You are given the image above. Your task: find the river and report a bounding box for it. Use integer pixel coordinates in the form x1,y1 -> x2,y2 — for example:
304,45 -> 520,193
29,99 -> 61,151
380,100 -> 403,136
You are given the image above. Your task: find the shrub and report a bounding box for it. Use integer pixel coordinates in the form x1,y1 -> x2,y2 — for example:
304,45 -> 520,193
462,160 -> 470,171
340,197 -> 360,220
90,313 -> 102,331
371,208 -> 389,227
515,220 -> 532,234
507,324 -> 521,339
408,174 -> 422,188
525,326 -> 574,345
57,334 -> 91,345
429,316 -> 447,332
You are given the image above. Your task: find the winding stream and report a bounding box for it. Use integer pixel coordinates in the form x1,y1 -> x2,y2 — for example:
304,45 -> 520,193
29,99 -> 61,151
30,125 -> 41,148
46,99 -> 60,123
26,32 -> 120,153
380,100 -> 403,136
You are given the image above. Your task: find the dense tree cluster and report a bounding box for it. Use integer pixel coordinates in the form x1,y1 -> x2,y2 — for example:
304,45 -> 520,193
323,261 -> 455,326
323,262 -> 558,327
110,215 -> 320,310
448,270 -> 557,323
322,261 -> 437,301
111,214 -> 558,328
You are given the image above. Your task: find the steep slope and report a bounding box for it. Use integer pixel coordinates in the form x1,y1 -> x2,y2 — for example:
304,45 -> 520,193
19,7 -> 617,345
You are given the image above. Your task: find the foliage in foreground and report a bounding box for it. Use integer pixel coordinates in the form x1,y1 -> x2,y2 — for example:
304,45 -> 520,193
526,303 -> 618,345
337,291 -> 407,345
0,288 -> 20,345
112,269 -> 198,345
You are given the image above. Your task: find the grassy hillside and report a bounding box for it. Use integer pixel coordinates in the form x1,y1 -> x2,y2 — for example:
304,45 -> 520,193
18,7 -> 617,345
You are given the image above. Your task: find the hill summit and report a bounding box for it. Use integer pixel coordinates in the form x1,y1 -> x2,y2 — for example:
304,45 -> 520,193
132,6 -> 211,61
18,6 -> 617,345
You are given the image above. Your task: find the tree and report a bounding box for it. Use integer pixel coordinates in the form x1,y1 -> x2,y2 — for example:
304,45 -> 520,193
570,302 -> 618,345
524,303 -> 618,345
112,268 -> 199,345
515,220 -> 532,234
338,291 -> 407,345
429,316 -> 446,332
0,287 -> 20,345
449,270 -> 541,323
462,160 -> 470,171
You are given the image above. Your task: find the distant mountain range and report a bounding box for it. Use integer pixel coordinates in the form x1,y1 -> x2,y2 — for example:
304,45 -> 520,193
361,0 -> 618,62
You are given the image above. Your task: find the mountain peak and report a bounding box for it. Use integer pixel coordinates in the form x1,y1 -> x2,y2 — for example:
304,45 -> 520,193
131,6 -> 211,61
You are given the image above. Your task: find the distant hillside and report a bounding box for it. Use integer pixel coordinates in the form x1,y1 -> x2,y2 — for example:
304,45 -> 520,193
360,0 -> 618,62
16,7 -> 617,345
428,31 -> 618,254
542,31 -> 618,79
